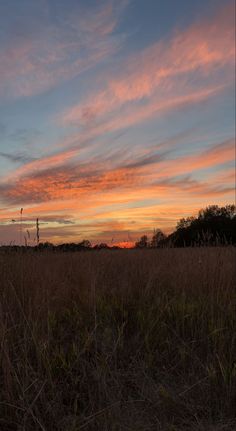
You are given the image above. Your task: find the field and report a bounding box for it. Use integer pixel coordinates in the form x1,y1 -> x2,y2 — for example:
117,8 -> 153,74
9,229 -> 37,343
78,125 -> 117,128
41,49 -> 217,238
0,247 -> 235,431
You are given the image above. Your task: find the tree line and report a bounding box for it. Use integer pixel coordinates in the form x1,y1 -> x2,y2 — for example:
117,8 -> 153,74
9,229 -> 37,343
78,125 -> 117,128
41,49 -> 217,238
135,204 -> 236,248
1,204 -> 235,252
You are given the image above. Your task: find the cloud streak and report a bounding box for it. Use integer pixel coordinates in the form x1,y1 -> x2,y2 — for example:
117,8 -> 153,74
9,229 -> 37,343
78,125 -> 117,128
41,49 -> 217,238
0,1 -> 128,99
0,151 -> 36,163
0,138 -> 234,206
62,2 -> 234,131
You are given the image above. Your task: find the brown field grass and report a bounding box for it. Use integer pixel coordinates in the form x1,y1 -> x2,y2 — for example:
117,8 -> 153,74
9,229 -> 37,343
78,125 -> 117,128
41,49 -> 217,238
0,247 -> 235,430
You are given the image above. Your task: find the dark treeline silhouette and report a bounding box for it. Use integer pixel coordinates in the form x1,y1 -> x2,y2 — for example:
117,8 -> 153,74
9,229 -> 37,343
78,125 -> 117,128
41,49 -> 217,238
168,204 -> 236,247
1,205 -> 235,252
0,240 -> 121,253
144,205 -> 236,248
135,204 -> 236,248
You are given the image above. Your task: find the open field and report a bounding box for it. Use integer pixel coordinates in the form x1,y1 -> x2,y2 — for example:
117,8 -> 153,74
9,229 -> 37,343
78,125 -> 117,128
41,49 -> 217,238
0,247 -> 235,431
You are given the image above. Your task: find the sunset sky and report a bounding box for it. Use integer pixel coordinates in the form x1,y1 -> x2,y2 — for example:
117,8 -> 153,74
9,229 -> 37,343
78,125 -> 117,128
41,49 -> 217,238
0,0 -> 235,246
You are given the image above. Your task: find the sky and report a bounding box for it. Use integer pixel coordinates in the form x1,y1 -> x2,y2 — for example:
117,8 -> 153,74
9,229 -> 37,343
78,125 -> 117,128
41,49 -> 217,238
0,0 -> 235,246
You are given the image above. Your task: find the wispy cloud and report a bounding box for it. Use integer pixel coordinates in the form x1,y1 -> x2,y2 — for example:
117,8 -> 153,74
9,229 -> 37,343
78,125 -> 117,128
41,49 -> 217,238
0,151 -> 36,163
0,138 -> 234,207
0,1 -> 128,99
62,2 -> 234,132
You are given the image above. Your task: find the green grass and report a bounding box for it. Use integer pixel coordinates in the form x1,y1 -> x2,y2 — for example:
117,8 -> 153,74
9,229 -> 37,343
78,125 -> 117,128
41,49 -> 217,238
0,247 -> 235,430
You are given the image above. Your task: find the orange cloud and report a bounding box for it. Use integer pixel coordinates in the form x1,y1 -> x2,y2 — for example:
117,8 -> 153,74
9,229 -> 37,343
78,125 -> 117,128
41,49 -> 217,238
0,139 -> 234,212
62,3 -> 234,127
150,138 -> 235,179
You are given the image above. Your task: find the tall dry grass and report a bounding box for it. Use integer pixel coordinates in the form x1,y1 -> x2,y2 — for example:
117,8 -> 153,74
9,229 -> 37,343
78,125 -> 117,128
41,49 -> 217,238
0,247 -> 235,430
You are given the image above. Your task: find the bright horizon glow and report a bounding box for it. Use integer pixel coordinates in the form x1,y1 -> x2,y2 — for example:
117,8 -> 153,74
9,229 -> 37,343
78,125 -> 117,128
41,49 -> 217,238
0,0 -> 235,246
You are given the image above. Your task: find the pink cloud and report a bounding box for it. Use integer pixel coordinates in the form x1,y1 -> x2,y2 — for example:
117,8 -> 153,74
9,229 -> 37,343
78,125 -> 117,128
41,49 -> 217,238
0,138 -> 234,209
7,148 -> 79,182
62,3 -> 234,128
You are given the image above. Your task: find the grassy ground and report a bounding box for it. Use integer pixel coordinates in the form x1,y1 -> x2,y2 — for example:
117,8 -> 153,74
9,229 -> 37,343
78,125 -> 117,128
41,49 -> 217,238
0,247 -> 235,430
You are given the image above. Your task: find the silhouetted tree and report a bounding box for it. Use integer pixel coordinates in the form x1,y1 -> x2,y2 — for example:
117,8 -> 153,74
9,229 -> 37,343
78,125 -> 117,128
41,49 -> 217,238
176,216 -> 196,230
198,204 -> 235,221
150,229 -> 166,248
78,240 -> 92,249
37,242 -> 54,250
135,235 -> 148,248
172,204 -> 236,246
93,243 -> 110,250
